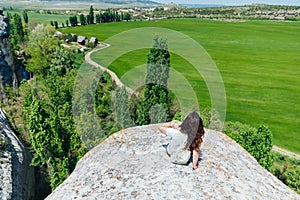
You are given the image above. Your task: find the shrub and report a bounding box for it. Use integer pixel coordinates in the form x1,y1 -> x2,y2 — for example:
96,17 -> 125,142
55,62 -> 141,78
271,154 -> 300,194
223,122 -> 273,170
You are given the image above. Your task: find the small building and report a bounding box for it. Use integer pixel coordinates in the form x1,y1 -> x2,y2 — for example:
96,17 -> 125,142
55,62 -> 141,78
77,36 -> 87,45
79,46 -> 87,52
54,31 -> 63,37
89,37 -> 98,45
70,33 -> 77,38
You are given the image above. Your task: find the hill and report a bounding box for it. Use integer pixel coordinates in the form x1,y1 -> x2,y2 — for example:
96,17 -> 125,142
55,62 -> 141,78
37,0 -> 159,4
45,124 -> 300,199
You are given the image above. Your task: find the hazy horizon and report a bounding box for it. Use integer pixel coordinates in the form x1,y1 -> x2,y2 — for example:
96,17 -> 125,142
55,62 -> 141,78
154,0 -> 300,6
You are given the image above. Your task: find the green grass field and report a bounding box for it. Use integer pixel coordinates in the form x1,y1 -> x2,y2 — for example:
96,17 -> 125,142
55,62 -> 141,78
5,11 -> 71,25
61,19 -> 300,154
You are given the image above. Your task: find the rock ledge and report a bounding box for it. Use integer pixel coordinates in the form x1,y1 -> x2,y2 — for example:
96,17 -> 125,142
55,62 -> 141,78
46,124 -> 300,200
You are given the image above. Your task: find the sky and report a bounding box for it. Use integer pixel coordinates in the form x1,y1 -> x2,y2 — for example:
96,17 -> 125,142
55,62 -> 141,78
155,0 -> 300,6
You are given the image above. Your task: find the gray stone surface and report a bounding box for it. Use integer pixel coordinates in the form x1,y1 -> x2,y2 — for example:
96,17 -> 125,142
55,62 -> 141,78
46,124 -> 300,200
0,11 -> 14,85
0,108 -> 35,200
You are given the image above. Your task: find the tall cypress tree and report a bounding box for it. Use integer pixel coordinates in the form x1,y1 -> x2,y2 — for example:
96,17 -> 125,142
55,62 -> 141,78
113,86 -> 134,129
136,36 -> 171,125
23,10 -> 29,24
13,13 -> 24,42
88,5 -> 94,24
10,13 -> 24,50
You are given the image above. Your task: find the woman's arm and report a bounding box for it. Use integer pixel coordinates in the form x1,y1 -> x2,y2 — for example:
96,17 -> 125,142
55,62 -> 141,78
158,121 -> 180,135
159,121 -> 177,134
158,126 -> 167,135
192,149 -> 199,170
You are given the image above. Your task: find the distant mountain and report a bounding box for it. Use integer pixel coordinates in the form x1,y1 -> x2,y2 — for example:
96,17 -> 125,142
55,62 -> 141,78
37,0 -> 160,4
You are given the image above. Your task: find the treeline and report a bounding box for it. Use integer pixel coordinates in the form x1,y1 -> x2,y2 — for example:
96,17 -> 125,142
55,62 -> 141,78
2,11 -> 88,192
152,4 -> 300,21
52,6 -> 132,28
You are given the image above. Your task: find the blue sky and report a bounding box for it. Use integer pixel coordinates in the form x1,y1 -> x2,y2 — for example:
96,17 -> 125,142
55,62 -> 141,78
155,0 -> 300,6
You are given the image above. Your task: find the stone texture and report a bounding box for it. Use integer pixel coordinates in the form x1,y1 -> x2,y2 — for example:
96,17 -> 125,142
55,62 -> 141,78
0,108 -> 35,200
46,124 -> 300,200
0,10 -> 14,85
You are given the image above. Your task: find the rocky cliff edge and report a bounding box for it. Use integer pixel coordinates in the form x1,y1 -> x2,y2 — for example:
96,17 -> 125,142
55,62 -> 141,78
46,124 -> 300,200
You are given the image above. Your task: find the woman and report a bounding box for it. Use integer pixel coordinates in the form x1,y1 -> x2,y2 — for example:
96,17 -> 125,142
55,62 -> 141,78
159,112 -> 205,170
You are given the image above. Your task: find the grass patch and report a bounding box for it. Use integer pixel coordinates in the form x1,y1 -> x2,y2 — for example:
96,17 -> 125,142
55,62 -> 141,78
62,19 -> 300,154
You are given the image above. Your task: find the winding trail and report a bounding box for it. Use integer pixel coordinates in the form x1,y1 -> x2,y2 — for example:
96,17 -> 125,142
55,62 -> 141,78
85,43 -> 300,161
85,43 -> 134,95
273,145 -> 300,160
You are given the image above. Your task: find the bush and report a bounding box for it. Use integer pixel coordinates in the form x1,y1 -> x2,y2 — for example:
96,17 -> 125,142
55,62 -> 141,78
271,154 -> 300,194
172,112 -> 183,121
223,121 -> 273,170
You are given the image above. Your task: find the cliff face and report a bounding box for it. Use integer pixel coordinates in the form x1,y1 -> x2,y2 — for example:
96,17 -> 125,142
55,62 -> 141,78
46,124 -> 300,200
0,9 -> 14,85
0,108 -> 35,200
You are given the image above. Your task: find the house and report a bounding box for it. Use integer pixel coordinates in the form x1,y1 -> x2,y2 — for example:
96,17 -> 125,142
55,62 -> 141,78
89,37 -> 98,45
54,31 -> 63,37
77,36 -> 87,45
79,46 -> 87,52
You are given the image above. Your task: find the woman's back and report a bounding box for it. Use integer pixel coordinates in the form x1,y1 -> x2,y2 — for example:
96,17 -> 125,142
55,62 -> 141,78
166,128 -> 188,156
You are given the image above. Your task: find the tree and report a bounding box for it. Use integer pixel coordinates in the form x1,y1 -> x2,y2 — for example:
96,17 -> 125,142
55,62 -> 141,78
65,19 -> 69,27
50,47 -> 75,76
79,14 -> 86,25
113,86 -> 134,129
88,5 -> 94,24
86,14 -> 91,25
23,10 -> 29,24
136,36 -> 171,125
22,58 -> 86,190
124,12 -> 132,21
10,13 -> 24,50
69,16 -> 78,26
96,14 -> 101,23
25,24 -> 59,77
54,21 -> 58,29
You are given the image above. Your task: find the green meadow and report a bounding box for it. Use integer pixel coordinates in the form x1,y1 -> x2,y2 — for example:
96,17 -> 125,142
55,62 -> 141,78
61,19 -> 300,154
5,11 -> 71,25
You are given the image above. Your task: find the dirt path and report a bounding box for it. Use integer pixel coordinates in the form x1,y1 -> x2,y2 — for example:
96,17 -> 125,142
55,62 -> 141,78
272,145 -> 300,160
85,43 -> 135,95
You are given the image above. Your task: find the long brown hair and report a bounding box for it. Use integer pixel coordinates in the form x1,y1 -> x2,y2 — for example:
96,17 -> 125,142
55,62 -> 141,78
180,112 -> 205,152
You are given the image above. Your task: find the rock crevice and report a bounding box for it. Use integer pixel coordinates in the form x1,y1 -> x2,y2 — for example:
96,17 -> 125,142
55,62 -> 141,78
0,108 -> 35,200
